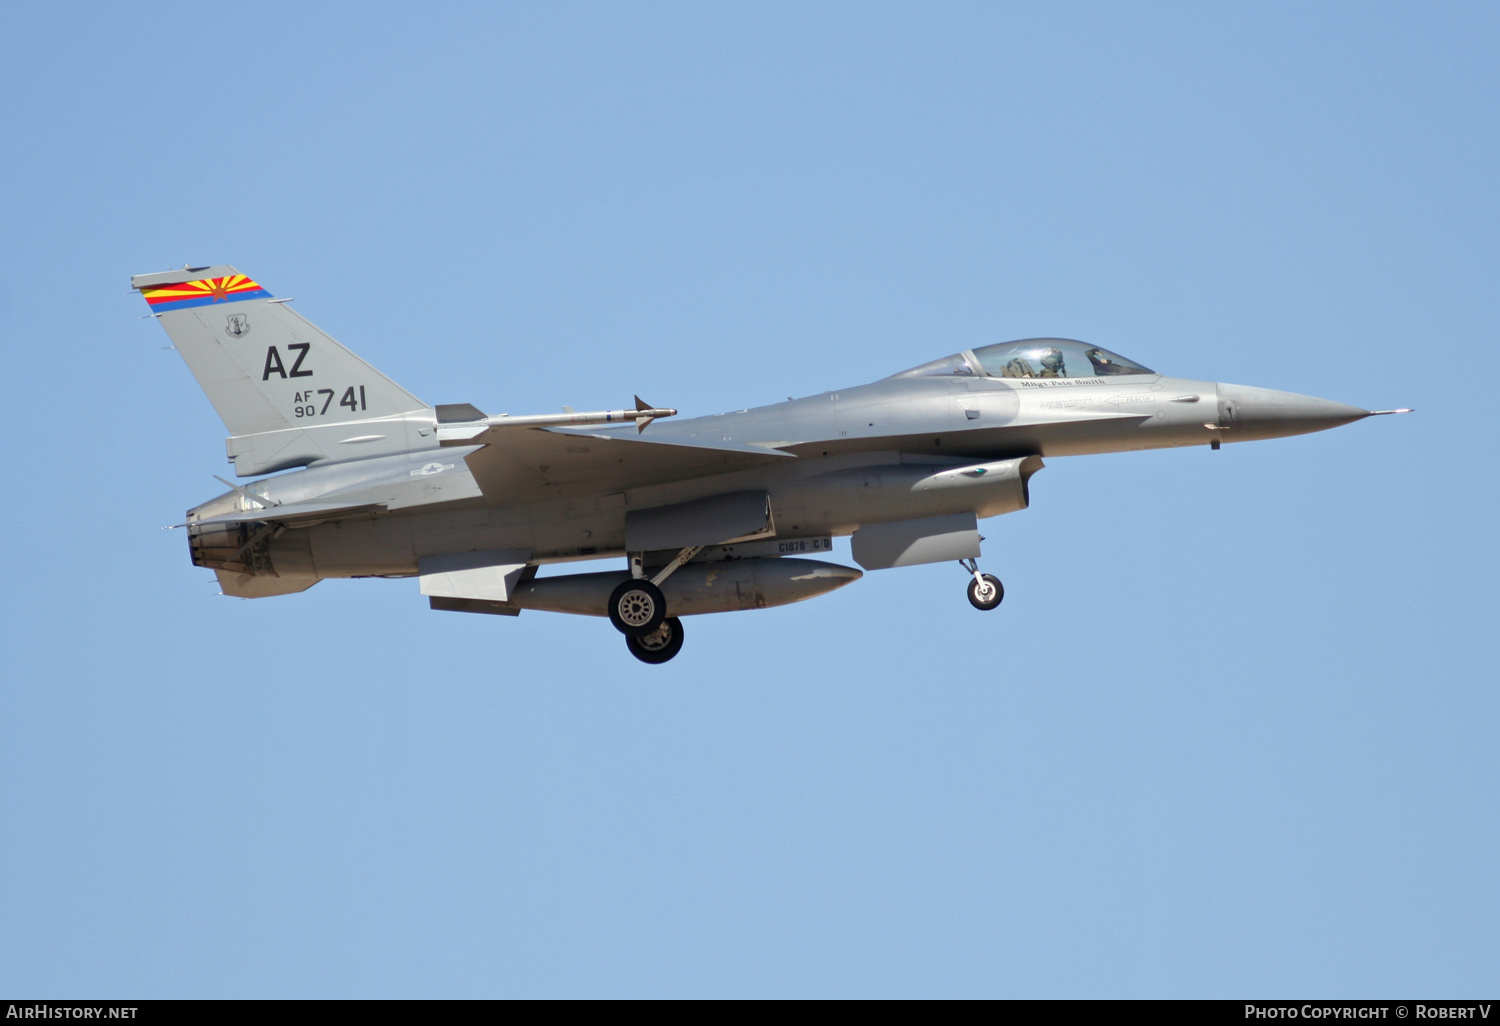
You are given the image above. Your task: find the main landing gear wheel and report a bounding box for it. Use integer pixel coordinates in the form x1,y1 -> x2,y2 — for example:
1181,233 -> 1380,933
608,578 -> 666,637
967,573 -> 1004,611
626,617 -> 685,664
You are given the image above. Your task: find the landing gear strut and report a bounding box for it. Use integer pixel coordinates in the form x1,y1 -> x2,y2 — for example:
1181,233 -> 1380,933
611,547 -> 701,660
627,617 -> 685,664
959,558 -> 1003,611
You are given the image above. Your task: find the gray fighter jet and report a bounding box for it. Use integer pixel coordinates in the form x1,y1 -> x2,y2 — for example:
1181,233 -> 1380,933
137,266 -> 1407,663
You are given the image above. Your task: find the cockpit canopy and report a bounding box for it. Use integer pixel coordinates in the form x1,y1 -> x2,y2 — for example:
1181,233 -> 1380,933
894,338 -> 1154,380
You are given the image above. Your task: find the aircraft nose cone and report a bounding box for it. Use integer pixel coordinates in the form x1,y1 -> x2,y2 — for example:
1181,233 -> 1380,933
1215,383 -> 1370,441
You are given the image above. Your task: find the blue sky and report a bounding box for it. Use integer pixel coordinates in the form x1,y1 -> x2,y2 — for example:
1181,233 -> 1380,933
1,1 -> 1495,997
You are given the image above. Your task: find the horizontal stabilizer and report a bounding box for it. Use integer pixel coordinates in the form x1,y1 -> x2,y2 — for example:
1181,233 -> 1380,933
216,569 -> 319,598
436,403 -> 487,423
195,499 -> 386,528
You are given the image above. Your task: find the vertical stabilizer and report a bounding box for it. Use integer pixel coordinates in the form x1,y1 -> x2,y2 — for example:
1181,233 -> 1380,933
133,266 -> 437,475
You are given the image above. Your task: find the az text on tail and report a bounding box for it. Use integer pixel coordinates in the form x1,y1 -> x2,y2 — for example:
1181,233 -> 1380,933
133,266 -> 435,475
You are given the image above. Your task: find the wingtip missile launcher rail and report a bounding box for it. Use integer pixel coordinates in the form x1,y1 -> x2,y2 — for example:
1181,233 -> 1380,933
434,400 -> 679,445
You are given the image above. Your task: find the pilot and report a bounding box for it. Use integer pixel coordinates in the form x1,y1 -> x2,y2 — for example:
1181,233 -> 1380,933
1038,347 -> 1066,377
1002,357 -> 1034,378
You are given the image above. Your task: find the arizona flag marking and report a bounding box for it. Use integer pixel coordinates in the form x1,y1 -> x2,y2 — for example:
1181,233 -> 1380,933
141,274 -> 271,313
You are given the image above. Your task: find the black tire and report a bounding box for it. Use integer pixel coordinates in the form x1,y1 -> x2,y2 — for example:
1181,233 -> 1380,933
626,617 -> 685,664
608,578 -> 667,637
967,573 -> 1004,611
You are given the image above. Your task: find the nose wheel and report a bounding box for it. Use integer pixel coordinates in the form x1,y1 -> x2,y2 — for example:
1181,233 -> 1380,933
959,558 -> 1004,611
626,617 -> 685,664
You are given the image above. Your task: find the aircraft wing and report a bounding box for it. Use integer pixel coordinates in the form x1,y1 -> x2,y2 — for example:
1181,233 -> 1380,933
450,426 -> 795,501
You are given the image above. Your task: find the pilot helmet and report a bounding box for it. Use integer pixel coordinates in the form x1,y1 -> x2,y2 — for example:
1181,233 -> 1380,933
1040,347 -> 1065,373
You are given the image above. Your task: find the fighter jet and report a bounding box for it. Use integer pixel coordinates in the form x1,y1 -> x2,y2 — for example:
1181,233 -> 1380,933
137,266 -> 1407,663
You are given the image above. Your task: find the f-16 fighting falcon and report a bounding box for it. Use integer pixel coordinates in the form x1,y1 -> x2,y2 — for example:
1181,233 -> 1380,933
137,266 -> 1408,663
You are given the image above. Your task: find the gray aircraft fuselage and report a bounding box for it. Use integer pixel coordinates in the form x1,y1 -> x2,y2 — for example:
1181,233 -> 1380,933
137,266 -> 1399,661
188,367 -> 1370,580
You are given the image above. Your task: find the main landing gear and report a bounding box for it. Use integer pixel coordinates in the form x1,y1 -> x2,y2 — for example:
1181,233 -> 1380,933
626,617 -> 685,664
608,578 -> 666,637
959,558 -> 1004,611
609,546 -> 702,664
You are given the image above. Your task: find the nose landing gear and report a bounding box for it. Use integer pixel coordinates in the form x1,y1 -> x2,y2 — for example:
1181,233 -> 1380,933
959,558 -> 1004,611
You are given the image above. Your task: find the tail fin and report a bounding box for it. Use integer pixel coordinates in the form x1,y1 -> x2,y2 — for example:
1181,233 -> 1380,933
133,266 -> 435,475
